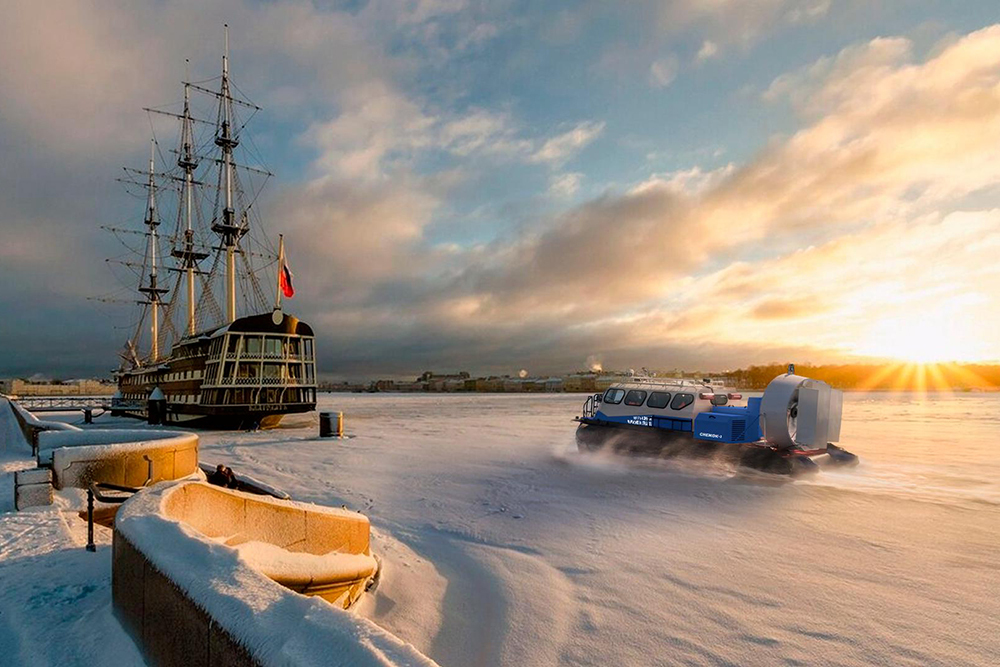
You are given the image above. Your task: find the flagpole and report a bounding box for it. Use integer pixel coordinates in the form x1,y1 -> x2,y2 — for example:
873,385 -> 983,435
275,234 -> 284,311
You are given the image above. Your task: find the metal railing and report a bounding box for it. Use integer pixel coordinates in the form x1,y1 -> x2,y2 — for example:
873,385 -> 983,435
12,395 -> 110,412
85,455 -> 153,552
582,393 -> 601,419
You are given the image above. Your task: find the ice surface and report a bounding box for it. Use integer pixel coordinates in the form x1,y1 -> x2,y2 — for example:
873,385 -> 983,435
187,393 -> 999,667
1,393 -> 999,666
0,492 -> 144,665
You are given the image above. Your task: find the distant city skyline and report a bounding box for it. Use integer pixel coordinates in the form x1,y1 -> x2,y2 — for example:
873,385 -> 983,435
2,1 -> 1000,378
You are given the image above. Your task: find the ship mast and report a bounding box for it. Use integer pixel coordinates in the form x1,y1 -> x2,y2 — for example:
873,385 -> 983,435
171,60 -> 208,336
211,24 -> 243,324
137,140 -> 169,361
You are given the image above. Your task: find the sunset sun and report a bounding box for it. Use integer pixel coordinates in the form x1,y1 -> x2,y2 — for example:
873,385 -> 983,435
854,309 -> 989,366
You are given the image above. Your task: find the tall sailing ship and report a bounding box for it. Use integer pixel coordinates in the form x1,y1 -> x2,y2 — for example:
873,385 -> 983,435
107,30 -> 316,428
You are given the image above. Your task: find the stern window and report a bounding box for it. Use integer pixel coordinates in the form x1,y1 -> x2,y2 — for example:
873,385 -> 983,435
245,336 -> 262,356
265,337 -> 282,357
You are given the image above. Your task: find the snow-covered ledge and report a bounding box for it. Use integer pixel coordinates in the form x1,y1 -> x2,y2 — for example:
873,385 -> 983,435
38,429 -> 198,490
113,480 -> 436,667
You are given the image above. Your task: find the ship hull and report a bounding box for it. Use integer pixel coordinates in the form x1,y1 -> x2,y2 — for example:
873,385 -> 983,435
116,312 -> 318,430
114,403 -> 311,429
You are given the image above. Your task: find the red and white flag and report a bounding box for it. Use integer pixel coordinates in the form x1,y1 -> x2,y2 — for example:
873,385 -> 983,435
279,258 -> 295,298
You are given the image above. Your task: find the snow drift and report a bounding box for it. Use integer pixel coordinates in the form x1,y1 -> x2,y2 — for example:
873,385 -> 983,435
114,480 -> 435,666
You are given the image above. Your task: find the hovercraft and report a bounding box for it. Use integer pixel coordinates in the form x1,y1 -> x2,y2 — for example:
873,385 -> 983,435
575,365 -> 858,475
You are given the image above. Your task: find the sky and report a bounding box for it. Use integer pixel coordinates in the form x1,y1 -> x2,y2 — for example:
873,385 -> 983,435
2,0 -> 1000,380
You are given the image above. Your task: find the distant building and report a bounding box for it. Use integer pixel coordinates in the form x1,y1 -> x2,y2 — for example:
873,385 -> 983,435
0,378 -> 115,396
564,373 -> 598,392
317,381 -> 366,392
521,379 -> 544,392
502,378 -> 522,392
395,381 -> 427,392
596,375 -> 628,391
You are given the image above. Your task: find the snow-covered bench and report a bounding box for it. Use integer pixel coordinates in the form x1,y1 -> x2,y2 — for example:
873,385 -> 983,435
38,429 -> 199,490
113,480 -> 433,666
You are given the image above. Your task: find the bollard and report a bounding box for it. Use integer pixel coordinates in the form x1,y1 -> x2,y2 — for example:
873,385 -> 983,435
319,411 -> 344,438
86,488 -> 96,552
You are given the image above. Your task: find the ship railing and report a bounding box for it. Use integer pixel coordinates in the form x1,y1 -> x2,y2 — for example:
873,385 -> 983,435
582,393 -> 601,419
229,377 -> 301,386
225,352 -> 313,361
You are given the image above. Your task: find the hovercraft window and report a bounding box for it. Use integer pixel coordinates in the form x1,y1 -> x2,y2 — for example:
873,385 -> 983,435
646,391 -> 671,409
624,390 -> 647,406
603,388 -> 625,404
670,393 -> 694,410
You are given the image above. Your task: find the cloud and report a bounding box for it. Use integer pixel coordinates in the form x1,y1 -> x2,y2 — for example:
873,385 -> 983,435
656,0 -> 831,44
308,90 -> 601,179
631,164 -> 736,197
750,297 -> 825,320
529,121 -> 605,166
696,40 -> 719,62
336,25 -> 1000,370
762,36 -> 912,107
649,56 -> 680,88
5,5 -> 1000,378
549,173 -> 583,198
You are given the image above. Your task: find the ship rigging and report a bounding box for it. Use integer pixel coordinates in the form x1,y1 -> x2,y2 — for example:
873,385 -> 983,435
103,27 -> 317,428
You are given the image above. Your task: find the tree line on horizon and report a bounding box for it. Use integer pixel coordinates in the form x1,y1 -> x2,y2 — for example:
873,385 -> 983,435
724,363 -> 1000,391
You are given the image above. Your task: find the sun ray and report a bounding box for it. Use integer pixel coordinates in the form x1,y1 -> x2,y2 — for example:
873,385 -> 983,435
942,363 -> 994,390
924,362 -> 952,393
891,363 -> 917,392
856,362 -> 905,392
913,363 -> 928,396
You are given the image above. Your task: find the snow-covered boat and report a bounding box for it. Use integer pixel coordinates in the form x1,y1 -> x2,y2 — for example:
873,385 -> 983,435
575,366 -> 858,475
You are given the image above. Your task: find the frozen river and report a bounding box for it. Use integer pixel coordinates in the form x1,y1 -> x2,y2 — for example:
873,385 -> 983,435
192,391 -> 1000,666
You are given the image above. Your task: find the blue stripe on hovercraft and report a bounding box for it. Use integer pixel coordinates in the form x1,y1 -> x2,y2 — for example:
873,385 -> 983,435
594,411 -> 693,432
595,396 -> 764,445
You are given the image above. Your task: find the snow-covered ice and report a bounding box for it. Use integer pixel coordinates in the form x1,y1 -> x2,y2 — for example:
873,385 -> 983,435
1,392 -> 999,666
